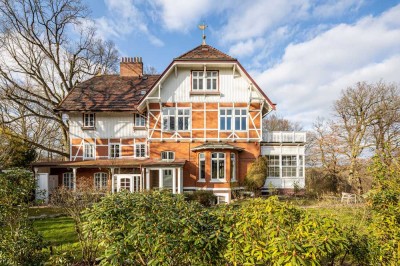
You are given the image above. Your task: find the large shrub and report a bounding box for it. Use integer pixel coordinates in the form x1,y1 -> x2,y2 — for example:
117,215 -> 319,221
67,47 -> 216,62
218,197 -> 350,265
84,191 -> 225,265
0,169 -> 47,265
244,156 -> 268,195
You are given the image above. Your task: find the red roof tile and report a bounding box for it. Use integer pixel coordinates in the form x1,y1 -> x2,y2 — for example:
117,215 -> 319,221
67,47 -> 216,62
175,44 -> 236,61
56,75 -> 159,111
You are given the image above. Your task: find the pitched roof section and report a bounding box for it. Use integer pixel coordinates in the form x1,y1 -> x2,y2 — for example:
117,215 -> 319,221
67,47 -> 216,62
56,75 -> 159,111
175,44 -> 236,61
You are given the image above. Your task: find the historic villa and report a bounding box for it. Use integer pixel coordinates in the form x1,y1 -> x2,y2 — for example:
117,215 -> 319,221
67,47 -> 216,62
34,42 -> 306,203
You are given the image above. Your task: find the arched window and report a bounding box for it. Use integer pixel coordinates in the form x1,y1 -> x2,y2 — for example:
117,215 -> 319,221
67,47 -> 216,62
94,172 -> 108,190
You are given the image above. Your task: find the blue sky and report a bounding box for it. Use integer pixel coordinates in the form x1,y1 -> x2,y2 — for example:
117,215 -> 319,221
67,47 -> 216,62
85,0 -> 400,129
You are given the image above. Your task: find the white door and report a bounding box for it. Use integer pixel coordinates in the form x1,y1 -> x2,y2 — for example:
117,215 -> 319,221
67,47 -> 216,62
36,173 -> 49,201
116,174 -> 141,192
163,169 -> 173,189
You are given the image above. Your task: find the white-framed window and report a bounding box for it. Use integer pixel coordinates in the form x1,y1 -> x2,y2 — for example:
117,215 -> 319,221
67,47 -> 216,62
234,109 -> 247,131
83,113 -> 95,128
161,151 -> 175,161
84,143 -> 95,159
94,172 -> 108,190
135,113 -> 146,127
219,109 -> 232,131
162,108 -> 175,131
135,143 -> 146,158
162,108 -> 191,131
109,143 -> 120,159
266,155 -> 280,177
211,152 -> 225,180
177,109 -> 190,131
230,153 -> 236,181
299,155 -> 304,177
219,108 -> 247,131
199,153 -> 205,180
119,178 -> 131,191
192,71 -> 218,91
282,155 -> 297,177
63,172 -> 74,190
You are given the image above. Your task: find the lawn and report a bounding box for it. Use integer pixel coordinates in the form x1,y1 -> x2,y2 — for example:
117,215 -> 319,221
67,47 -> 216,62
33,216 -> 78,246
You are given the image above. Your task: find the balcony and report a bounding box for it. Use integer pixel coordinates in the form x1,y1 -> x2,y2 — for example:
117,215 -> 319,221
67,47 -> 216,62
262,131 -> 306,143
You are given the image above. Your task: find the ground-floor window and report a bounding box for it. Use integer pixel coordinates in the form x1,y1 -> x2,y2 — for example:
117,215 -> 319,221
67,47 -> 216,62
94,172 -> 108,190
265,155 -> 304,178
199,153 -> 205,180
211,152 -> 225,180
282,155 -> 297,177
63,172 -> 74,190
230,153 -> 236,181
266,155 -> 280,177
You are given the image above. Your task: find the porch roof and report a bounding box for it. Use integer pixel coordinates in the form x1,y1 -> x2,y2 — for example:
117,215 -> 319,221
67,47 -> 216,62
32,158 -> 186,168
191,142 -> 244,152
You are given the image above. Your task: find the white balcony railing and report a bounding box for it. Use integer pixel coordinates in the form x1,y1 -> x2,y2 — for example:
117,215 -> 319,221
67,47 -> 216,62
262,131 -> 306,143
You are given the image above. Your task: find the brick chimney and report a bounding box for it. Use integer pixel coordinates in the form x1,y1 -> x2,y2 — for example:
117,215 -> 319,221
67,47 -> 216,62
120,57 -> 143,77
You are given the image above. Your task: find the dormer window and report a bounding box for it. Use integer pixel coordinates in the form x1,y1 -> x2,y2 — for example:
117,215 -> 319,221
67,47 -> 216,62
83,113 -> 95,128
192,71 -> 218,91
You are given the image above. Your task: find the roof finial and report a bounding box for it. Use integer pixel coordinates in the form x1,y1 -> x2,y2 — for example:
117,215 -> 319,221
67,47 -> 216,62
198,23 -> 208,45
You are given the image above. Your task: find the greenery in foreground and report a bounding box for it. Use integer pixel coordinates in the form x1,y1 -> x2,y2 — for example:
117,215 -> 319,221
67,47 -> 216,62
2,156 -> 400,265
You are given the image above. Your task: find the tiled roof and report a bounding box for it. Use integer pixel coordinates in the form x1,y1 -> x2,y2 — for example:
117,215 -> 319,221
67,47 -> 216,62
191,143 -> 244,152
175,44 -> 236,61
56,75 -> 159,111
32,158 -> 186,168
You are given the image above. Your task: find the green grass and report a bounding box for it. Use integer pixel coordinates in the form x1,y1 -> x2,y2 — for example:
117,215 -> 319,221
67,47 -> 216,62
34,216 -> 78,246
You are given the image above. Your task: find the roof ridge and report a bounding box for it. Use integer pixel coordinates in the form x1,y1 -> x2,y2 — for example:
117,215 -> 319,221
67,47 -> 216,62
174,44 -> 236,60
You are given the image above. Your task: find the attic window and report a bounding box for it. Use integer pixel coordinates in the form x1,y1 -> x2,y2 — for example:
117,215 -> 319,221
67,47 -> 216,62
192,71 -> 218,91
140,90 -> 146,95
83,113 -> 95,128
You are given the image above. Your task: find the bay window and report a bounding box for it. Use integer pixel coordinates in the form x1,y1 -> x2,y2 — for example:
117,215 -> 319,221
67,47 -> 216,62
230,153 -> 236,181
211,152 -> 225,180
199,153 -> 205,180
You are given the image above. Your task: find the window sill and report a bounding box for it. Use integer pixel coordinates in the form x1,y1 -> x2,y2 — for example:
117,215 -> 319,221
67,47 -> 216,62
133,126 -> 146,129
210,179 -> 227,183
81,127 -> 96,130
197,180 -> 206,183
190,91 -> 221,96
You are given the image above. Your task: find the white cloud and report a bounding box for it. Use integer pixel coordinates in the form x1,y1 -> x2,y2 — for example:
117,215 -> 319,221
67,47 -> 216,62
219,0 -> 310,43
229,38 -> 266,57
151,0 -> 220,32
94,0 -> 164,46
312,0 -> 364,18
256,4 -> 400,128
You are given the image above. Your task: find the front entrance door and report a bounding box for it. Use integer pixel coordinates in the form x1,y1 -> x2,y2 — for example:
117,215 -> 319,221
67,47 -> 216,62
116,174 -> 141,192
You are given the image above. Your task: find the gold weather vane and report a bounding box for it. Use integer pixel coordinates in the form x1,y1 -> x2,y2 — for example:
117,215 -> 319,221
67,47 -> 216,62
198,23 -> 208,45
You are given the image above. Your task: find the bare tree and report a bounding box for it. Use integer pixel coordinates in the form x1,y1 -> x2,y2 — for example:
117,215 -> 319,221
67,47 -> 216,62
0,0 -> 119,158
370,82 -> 400,159
263,113 -> 303,132
333,81 -> 400,194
